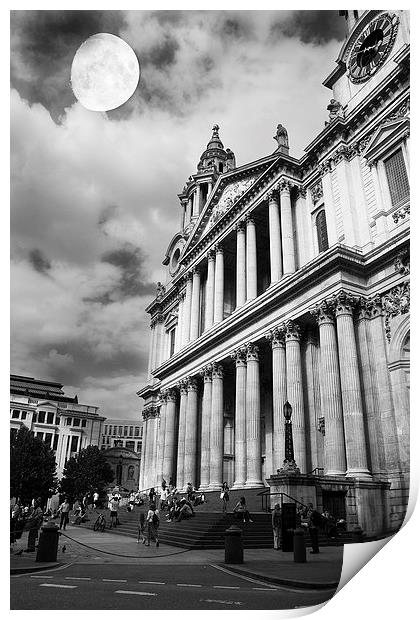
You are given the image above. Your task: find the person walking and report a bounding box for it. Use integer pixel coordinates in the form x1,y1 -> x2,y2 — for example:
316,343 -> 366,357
148,487 -> 156,506
10,500 -> 22,544
221,482 -> 229,513
272,503 -> 282,550
145,503 -> 160,547
233,497 -> 253,523
93,490 -> 99,509
137,512 -> 146,543
25,499 -> 43,552
58,497 -> 71,530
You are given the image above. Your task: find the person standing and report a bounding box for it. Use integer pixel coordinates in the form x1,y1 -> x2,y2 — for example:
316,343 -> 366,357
145,503 -> 159,547
10,500 -> 22,544
148,487 -> 156,507
221,482 -> 229,513
25,499 -> 43,552
272,503 -> 282,550
58,497 -> 71,530
109,495 -> 119,527
93,490 -> 99,509
307,503 -> 321,554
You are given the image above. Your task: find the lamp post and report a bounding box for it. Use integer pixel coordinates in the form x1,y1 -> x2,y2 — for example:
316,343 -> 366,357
277,401 -> 300,475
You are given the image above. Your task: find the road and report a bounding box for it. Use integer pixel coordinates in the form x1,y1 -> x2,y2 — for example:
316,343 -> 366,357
11,562 -> 335,610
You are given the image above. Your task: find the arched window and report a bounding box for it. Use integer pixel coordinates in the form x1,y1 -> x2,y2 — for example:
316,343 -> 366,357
315,209 -> 329,253
384,148 -> 409,207
127,465 -> 135,480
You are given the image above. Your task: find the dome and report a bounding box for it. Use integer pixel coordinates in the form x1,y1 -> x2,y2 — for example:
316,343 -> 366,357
197,124 -> 231,173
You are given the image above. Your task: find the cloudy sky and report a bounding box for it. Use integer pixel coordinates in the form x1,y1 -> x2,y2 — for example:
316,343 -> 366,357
10,9 -> 347,420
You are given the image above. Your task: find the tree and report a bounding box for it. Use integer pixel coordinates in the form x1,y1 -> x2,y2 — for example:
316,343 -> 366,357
59,445 -> 114,499
10,426 -> 58,504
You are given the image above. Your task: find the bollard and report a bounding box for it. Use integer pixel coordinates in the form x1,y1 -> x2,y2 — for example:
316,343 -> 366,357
36,521 -> 60,562
293,528 -> 307,563
224,525 -> 243,564
352,526 -> 364,543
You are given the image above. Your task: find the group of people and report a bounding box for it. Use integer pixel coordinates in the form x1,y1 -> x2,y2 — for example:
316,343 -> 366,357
10,498 -> 44,552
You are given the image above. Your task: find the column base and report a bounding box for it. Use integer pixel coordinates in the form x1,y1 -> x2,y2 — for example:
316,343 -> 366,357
245,480 -> 265,488
231,482 -> 246,490
325,469 -> 347,476
346,468 -> 372,479
207,483 -> 223,491
198,484 -> 209,492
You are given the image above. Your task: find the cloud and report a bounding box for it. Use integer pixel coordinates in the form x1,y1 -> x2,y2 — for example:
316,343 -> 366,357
28,248 -> 51,274
270,10 -> 347,44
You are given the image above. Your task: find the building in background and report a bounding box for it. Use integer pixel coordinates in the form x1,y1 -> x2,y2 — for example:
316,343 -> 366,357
10,374 -> 105,478
138,10 -> 410,537
100,419 -> 143,454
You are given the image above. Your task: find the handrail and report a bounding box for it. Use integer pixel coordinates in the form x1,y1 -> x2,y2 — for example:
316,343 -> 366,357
257,489 -> 309,512
305,468 -> 325,476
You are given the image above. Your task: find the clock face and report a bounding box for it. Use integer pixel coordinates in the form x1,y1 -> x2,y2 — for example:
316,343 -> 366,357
349,13 -> 399,83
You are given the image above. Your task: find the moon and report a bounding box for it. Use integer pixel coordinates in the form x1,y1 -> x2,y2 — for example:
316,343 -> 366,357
71,33 -> 140,112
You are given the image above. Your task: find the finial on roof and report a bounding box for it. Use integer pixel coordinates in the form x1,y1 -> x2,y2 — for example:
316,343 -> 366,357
212,124 -> 220,136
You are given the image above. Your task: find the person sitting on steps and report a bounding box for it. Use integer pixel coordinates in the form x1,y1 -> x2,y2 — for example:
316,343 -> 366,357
233,497 -> 253,523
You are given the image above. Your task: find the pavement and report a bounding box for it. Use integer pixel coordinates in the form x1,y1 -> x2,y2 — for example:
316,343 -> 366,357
10,523 -> 343,590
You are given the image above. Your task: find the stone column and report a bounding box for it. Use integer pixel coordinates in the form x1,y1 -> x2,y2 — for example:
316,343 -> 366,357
245,343 -> 264,487
333,291 -> 371,477
162,388 -> 178,483
199,366 -> 212,490
236,220 -> 246,308
303,330 -> 322,472
284,321 -> 307,473
154,316 -> 164,369
147,321 -> 156,381
151,411 -> 160,488
192,186 -> 200,218
311,301 -> 347,475
157,391 -> 167,485
139,413 -> 148,489
183,272 -> 193,343
214,244 -> 224,324
279,180 -> 296,274
205,250 -> 215,330
208,181 -> 213,195
246,215 -> 258,301
354,301 -> 382,476
184,376 -> 199,489
266,326 -> 287,469
190,267 -> 201,340
366,295 -> 400,473
176,380 -> 188,489
208,363 -> 224,489
231,347 -> 247,488
268,189 -> 283,283
180,200 -> 186,230
175,292 -> 184,352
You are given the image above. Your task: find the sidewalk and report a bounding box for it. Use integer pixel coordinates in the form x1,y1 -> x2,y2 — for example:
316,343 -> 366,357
11,524 -> 343,590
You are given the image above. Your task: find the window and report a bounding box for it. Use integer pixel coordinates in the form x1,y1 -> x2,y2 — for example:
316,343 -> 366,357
21,411 -> 27,420
66,417 -> 72,426
104,425 -> 108,435
134,427 -> 139,437
44,433 -> 53,447
47,411 -> 54,424
70,435 -> 79,453
124,426 -> 128,436
384,148 -> 409,206
170,328 -> 176,357
81,419 -> 87,428
12,410 -> 20,419
129,426 -> 133,436
53,435 -> 59,450
118,426 -> 123,436
38,411 -> 46,424
73,418 -> 80,427
126,440 -> 135,451
315,209 -> 329,253
55,416 -> 60,425
36,432 -> 43,439
137,441 -> 142,453
113,426 -> 117,435
32,413 -> 37,423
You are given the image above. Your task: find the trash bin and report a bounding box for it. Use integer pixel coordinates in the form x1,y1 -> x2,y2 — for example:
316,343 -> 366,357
293,528 -> 307,563
225,525 -> 243,564
36,521 -> 60,562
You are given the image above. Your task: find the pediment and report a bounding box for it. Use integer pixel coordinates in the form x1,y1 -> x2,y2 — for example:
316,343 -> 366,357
362,117 -> 409,163
36,401 -> 58,409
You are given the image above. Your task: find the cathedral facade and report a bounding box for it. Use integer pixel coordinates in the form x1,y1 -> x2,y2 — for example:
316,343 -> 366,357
138,10 -> 410,536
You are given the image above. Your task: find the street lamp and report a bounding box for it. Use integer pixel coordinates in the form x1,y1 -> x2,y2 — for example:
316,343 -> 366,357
276,401 -> 300,475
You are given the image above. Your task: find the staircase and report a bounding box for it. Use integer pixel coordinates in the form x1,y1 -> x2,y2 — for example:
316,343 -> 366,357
83,505 -> 354,550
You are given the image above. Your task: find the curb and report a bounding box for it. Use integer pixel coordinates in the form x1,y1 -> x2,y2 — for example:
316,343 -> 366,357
221,564 -> 339,590
11,562 -> 62,576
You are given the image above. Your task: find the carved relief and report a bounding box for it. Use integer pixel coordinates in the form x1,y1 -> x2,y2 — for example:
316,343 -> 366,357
310,181 -> 323,204
382,282 -> 410,342
394,249 -> 410,275
392,204 -> 410,223
206,176 -> 257,228
265,325 -> 286,348
231,346 -> 247,365
246,342 -> 259,361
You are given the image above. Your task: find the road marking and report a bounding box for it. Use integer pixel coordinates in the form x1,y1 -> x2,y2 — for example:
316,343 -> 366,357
102,579 -> 127,582
115,590 -> 157,597
40,584 -> 77,589
138,581 -> 165,585
30,576 -> 53,579
214,586 -> 240,590
210,564 -> 280,590
65,577 -> 91,581
252,587 -> 277,591
202,599 -> 242,606
177,583 -> 202,588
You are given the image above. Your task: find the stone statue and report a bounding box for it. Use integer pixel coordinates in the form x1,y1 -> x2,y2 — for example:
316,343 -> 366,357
156,282 -> 166,299
327,99 -> 344,121
273,124 -> 289,153
225,148 -> 236,170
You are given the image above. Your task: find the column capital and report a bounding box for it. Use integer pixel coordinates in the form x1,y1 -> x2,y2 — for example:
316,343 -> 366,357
150,313 -> 164,328
214,243 -> 224,255
207,248 -> 216,262
158,389 -> 168,402
296,186 -> 307,199
211,363 -> 224,379
200,364 -> 213,382
245,214 -> 255,226
187,376 -> 199,392
246,342 -> 259,361
265,326 -> 285,348
178,378 -> 189,395
267,188 -> 279,204
365,294 -> 383,318
354,298 -> 370,323
278,178 -> 292,193
177,290 -> 186,303
142,405 -> 159,420
231,346 -> 247,366
185,270 -> 194,282
317,160 -> 332,177
305,328 -> 318,346
310,300 -> 335,325
166,388 -> 178,402
235,219 -> 246,233
284,320 -> 301,341
332,290 -> 358,316
192,265 -> 201,277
